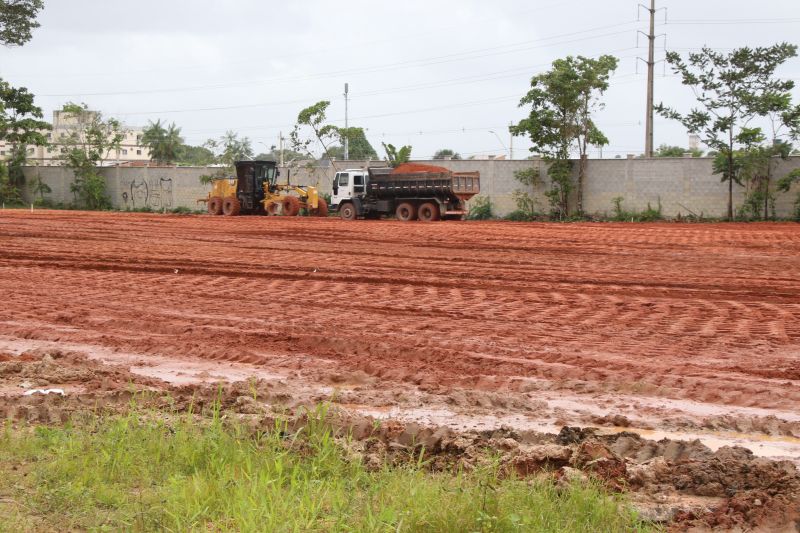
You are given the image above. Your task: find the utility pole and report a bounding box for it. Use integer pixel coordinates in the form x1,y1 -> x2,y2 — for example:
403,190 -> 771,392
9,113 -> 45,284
344,83 -> 349,160
644,0 -> 656,158
278,131 -> 285,167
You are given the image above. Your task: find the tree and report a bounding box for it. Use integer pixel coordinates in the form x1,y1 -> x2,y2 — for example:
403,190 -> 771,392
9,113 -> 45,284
654,144 -> 703,157
204,131 -> 253,168
382,143 -> 411,167
141,119 -> 183,165
0,0 -> 44,46
176,144 -> 216,166
433,148 -> 461,160
58,102 -> 125,209
254,145 -> 304,163
291,101 -> 339,164
656,43 -> 798,220
0,78 -> 50,199
337,127 -> 377,160
511,55 -> 618,217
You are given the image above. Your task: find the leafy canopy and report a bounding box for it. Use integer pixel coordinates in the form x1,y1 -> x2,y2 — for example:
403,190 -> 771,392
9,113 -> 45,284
0,0 -> 44,46
656,43 -> 798,219
511,54 -> 618,217
433,148 -> 461,160
58,102 -> 125,209
382,143 -> 412,167
204,131 -> 253,168
141,119 -> 183,165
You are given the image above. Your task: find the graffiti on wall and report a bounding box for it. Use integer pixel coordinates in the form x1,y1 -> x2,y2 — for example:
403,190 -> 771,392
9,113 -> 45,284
121,177 -> 174,210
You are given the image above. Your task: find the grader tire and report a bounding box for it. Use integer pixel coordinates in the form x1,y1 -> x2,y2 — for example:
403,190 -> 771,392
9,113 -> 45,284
282,196 -> 301,216
222,197 -> 241,216
314,198 -> 329,217
266,202 -> 281,216
207,196 -> 223,215
418,202 -> 440,222
395,202 -> 417,222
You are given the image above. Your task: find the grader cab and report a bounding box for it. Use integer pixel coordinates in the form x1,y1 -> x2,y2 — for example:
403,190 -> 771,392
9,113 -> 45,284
205,160 -> 328,217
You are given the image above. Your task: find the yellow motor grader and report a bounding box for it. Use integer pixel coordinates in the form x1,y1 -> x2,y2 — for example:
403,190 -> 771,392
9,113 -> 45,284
204,160 -> 327,217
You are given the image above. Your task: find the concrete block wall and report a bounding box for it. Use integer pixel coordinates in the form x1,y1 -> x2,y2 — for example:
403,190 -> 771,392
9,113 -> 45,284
20,156 -> 800,218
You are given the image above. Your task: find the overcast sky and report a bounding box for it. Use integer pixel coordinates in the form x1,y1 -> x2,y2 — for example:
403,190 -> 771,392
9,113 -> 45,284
1,0 -> 799,159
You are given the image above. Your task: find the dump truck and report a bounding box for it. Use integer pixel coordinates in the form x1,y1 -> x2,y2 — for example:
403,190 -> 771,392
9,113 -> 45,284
204,160 -> 327,217
330,163 -> 480,221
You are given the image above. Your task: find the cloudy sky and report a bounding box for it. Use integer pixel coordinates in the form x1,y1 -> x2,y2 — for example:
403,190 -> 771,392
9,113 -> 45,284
2,0 -> 799,159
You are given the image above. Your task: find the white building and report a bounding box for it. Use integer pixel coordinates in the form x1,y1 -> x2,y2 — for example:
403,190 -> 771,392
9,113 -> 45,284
0,109 -> 150,166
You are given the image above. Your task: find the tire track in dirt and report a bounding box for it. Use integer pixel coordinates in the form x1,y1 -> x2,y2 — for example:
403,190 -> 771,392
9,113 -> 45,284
1,212 -> 799,423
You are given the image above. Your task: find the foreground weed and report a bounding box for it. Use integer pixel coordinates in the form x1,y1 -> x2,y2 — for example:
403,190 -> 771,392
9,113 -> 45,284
0,406 -> 655,532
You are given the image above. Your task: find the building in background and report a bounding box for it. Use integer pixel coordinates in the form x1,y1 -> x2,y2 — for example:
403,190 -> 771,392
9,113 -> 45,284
0,110 -> 150,166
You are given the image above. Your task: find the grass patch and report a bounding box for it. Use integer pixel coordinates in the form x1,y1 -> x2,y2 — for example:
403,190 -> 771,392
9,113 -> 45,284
0,406 -> 654,532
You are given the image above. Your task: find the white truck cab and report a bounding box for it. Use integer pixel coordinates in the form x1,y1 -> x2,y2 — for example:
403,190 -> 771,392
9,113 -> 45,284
330,169 -> 369,209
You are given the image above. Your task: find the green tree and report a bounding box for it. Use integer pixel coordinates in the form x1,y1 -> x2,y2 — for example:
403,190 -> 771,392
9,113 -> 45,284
433,148 -> 461,160
28,170 -> 51,203
58,103 -> 125,209
337,127 -> 377,160
511,55 -> 618,217
382,143 -> 412,167
175,144 -> 216,166
254,145 -> 304,163
0,0 -> 44,46
291,101 -> 339,164
141,119 -> 183,165
204,131 -> 253,168
0,79 -> 50,202
654,144 -> 703,157
656,43 -> 798,220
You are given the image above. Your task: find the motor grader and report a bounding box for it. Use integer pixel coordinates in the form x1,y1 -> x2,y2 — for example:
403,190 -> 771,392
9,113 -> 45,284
205,160 -> 328,217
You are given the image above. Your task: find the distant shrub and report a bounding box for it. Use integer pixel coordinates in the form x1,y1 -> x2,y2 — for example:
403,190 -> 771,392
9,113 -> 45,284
467,196 -> 493,220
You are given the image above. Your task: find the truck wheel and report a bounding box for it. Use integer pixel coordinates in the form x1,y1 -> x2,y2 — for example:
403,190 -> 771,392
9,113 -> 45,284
222,197 -> 241,216
207,196 -> 223,215
395,202 -> 417,222
418,202 -> 440,222
339,202 -> 357,221
313,198 -> 329,217
282,196 -> 300,216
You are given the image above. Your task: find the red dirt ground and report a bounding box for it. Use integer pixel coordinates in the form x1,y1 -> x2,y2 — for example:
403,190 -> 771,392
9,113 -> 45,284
1,211 -> 799,459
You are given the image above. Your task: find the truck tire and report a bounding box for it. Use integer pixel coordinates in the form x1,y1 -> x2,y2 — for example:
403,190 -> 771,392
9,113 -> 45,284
395,202 -> 417,222
339,202 -> 357,221
418,202 -> 440,222
282,196 -> 301,216
207,196 -> 223,215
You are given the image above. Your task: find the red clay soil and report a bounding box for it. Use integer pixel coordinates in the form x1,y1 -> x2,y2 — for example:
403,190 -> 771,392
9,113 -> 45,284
392,163 -> 450,174
0,212 -> 799,438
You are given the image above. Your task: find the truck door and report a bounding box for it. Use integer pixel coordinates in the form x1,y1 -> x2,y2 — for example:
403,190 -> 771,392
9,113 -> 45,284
331,172 -> 349,207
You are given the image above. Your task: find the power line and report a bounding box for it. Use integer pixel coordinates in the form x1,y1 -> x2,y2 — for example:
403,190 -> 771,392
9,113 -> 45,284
39,23 -> 638,98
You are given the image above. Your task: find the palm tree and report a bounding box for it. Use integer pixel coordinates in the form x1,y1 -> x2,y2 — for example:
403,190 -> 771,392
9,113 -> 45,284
142,120 -> 183,164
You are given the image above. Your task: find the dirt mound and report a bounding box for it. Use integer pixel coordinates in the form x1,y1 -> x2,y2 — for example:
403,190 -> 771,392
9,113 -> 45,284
391,163 -> 450,174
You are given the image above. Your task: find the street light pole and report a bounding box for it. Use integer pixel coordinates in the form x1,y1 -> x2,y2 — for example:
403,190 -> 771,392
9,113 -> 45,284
488,130 -> 510,159
344,83 -> 349,160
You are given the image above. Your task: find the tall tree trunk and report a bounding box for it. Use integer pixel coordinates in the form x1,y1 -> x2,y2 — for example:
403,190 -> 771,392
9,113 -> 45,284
578,154 -> 587,215
727,131 -> 734,221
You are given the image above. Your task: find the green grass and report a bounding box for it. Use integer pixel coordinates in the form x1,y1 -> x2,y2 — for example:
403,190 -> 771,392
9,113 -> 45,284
0,406 -> 653,532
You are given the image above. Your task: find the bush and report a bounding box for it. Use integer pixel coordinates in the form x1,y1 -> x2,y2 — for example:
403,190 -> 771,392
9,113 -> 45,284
467,196 -> 494,220
504,209 -> 537,222
611,196 -> 662,222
